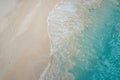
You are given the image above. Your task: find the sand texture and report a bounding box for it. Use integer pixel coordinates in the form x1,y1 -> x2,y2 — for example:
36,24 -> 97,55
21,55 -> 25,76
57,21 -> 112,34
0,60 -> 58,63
0,0 -> 59,80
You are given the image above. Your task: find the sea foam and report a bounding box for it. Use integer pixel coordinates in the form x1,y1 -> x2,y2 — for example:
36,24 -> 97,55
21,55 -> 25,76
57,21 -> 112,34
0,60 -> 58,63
40,0 -> 120,80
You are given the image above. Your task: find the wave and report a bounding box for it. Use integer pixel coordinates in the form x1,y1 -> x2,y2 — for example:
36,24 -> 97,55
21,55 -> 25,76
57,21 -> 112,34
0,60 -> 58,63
40,0 -> 120,80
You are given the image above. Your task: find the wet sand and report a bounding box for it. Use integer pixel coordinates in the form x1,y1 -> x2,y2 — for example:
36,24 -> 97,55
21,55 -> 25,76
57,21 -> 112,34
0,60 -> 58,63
0,0 -> 59,80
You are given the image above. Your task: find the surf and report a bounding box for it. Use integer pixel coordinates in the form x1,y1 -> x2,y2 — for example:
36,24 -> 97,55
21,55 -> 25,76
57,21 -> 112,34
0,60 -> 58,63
40,0 -> 120,80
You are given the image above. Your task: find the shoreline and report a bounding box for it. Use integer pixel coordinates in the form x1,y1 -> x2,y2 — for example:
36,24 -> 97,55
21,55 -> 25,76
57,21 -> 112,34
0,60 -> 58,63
40,1 -> 63,80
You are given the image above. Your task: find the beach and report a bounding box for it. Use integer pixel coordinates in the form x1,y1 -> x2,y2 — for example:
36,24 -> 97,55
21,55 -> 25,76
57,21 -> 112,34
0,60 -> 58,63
0,0 -> 59,80
1,0 -> 120,80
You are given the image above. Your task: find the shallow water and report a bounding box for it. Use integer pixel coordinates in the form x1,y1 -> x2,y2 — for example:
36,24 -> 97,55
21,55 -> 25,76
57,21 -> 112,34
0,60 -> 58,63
40,0 -> 120,80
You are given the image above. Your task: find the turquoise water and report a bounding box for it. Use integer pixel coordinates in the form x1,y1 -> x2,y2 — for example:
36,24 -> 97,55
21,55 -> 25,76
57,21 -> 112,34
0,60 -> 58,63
41,0 -> 120,80
69,0 -> 120,80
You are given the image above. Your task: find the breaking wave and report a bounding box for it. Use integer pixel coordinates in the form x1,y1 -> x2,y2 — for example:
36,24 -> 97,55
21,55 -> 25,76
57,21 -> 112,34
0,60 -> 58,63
40,0 -> 120,80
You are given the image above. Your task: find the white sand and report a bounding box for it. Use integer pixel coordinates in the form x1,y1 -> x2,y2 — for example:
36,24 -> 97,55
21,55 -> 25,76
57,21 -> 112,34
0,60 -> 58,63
0,0 -> 59,80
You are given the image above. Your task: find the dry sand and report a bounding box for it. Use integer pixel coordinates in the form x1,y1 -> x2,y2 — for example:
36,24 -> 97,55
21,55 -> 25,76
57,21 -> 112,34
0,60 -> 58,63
0,0 -> 60,80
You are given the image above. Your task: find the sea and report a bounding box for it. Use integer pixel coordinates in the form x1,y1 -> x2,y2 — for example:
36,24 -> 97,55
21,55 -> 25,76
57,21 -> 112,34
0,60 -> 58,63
40,0 -> 120,80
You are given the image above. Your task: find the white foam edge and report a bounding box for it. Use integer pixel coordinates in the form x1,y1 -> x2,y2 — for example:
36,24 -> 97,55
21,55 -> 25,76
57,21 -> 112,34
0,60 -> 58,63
39,0 -> 64,80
